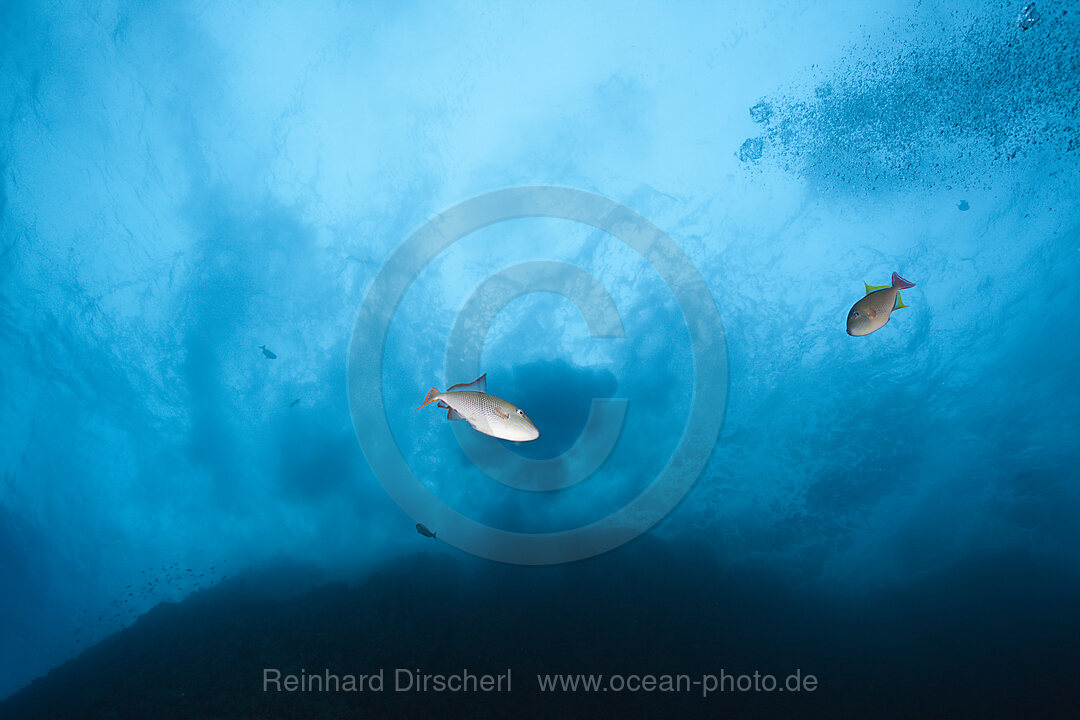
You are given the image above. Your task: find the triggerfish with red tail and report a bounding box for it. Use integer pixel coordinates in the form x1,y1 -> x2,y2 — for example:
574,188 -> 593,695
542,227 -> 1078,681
846,272 -> 916,336
416,374 -> 540,442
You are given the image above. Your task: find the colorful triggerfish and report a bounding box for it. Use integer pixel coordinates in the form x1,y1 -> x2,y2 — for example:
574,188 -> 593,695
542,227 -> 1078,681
416,374 -> 540,442
846,272 -> 916,336
415,523 -> 436,540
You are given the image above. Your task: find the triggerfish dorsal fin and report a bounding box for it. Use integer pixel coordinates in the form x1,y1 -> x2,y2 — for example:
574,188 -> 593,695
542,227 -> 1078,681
893,292 -> 909,310
448,374 -> 487,394
864,282 -> 891,295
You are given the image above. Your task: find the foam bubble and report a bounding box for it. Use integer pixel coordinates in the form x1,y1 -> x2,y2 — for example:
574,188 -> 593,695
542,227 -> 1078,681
738,136 -> 764,162
1017,2 -> 1039,31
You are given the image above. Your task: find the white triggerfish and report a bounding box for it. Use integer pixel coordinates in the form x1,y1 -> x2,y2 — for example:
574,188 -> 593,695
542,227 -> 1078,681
416,374 -> 540,442
846,272 -> 916,336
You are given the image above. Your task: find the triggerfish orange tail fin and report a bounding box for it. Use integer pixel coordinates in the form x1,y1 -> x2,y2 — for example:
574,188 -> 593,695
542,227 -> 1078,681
416,388 -> 441,410
891,272 -> 915,289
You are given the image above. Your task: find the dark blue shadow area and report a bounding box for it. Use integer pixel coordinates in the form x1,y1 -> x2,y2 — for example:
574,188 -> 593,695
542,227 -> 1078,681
0,504 -> 42,626
495,360 -> 617,460
277,422 -> 357,501
1,539 -> 1077,719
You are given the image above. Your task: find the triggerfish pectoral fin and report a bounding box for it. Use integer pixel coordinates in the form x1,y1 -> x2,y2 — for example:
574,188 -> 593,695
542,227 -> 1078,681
447,374 -> 487,394
446,407 -> 464,421
893,292 -> 909,310
864,282 -> 891,295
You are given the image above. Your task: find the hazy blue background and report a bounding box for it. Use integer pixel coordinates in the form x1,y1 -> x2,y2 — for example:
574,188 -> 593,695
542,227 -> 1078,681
1,0 -> 1078,709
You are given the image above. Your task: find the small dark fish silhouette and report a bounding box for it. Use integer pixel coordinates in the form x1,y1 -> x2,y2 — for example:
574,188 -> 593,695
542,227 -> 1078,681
415,523 -> 437,540
260,345 -> 277,359
289,398 -> 301,408
957,200 -> 969,211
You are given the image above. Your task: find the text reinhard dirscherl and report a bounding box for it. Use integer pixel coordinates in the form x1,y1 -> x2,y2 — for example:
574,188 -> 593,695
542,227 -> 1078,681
263,668 -> 512,693
262,668 -> 819,697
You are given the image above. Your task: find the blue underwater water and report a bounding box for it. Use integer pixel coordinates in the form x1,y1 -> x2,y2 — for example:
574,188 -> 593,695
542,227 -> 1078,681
1,1 -> 1079,717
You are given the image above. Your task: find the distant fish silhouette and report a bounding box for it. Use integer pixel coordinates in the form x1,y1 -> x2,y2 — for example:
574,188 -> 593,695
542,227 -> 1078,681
260,345 -> 277,359
415,523 -> 437,540
289,398 -> 301,408
957,200 -> 969,211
